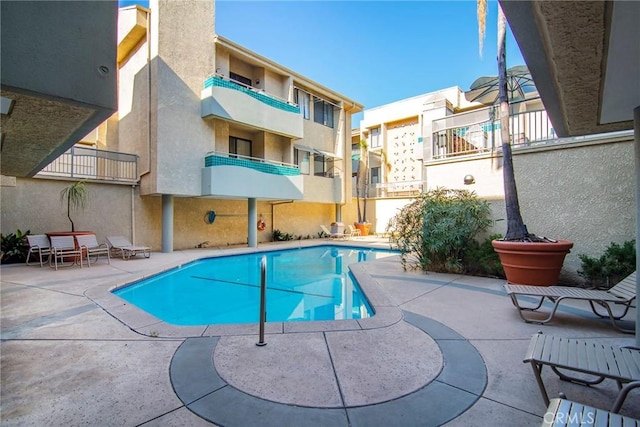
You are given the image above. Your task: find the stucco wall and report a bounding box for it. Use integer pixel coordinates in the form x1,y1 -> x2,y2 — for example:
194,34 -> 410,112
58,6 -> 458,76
0,179 -> 133,243
378,138 -> 635,284
513,140 -> 635,283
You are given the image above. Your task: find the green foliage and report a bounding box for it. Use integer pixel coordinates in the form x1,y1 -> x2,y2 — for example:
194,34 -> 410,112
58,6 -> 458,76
578,240 -> 636,288
387,188 -> 492,273
462,234 -> 505,279
272,229 -> 295,241
1,229 -> 31,264
60,181 -> 89,232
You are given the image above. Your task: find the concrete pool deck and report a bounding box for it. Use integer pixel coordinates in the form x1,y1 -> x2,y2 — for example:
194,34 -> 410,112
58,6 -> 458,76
1,238 -> 638,425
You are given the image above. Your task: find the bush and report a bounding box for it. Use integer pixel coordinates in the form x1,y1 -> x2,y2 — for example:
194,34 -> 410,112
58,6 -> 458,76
1,229 -> 31,264
462,234 -> 506,279
272,229 -> 295,241
387,188 -> 492,273
578,240 -> 635,288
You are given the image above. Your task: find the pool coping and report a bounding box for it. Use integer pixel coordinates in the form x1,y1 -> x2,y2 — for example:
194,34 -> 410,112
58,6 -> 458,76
84,240 -> 403,338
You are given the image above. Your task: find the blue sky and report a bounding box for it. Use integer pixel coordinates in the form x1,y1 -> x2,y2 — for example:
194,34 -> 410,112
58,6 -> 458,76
119,1 -> 525,122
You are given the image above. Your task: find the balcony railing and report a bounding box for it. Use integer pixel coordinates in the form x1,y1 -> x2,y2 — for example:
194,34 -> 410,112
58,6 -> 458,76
204,151 -> 300,176
432,106 -> 555,160
37,146 -> 138,183
352,180 -> 425,198
203,75 -> 300,114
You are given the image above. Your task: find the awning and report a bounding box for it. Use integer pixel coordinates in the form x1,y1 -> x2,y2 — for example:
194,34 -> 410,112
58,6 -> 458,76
294,144 -> 342,159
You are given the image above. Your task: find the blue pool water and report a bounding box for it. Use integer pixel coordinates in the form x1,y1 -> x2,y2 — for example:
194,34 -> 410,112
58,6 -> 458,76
113,246 -> 397,326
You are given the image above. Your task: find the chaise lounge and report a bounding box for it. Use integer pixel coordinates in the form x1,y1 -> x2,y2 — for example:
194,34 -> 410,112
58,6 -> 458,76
504,272 -> 636,333
105,236 -> 151,260
524,332 -> 640,411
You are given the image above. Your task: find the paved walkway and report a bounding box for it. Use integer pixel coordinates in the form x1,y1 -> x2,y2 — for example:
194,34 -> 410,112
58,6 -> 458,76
1,239 -> 638,426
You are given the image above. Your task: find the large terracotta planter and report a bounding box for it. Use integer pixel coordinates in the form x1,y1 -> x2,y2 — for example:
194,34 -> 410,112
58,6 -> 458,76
491,239 -> 573,286
354,223 -> 371,236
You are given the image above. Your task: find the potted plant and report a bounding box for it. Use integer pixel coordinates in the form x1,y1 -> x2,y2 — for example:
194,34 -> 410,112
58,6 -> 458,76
60,180 -> 89,232
354,139 -> 372,236
476,1 -> 573,286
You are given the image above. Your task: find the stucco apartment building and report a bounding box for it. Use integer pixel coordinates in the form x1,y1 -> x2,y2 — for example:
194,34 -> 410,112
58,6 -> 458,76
2,0 -> 362,251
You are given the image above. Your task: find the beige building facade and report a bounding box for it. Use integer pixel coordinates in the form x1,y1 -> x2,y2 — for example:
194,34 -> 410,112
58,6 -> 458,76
1,0 -> 362,251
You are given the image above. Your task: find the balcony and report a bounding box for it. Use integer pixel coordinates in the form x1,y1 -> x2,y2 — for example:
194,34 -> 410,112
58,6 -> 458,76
201,75 -> 303,139
36,146 -> 138,184
431,105 -> 555,160
202,152 -> 303,200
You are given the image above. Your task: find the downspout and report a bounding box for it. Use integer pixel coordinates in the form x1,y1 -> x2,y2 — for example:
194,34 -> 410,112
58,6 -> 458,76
131,185 -> 136,244
140,8 -> 152,176
270,200 -> 293,234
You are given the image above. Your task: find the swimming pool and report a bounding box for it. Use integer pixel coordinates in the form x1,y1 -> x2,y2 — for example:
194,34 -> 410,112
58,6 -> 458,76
113,245 -> 397,326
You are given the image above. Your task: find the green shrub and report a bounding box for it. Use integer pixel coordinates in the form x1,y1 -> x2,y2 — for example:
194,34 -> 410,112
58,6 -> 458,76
578,240 -> 635,288
462,234 -> 506,279
272,229 -> 295,241
1,229 -> 31,264
387,188 -> 492,273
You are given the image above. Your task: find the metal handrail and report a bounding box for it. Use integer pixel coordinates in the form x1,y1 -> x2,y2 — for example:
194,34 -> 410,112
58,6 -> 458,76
37,146 -> 139,183
256,255 -> 267,347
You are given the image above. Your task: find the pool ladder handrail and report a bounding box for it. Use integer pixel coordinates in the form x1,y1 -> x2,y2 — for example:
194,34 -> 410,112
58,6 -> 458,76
256,255 -> 267,347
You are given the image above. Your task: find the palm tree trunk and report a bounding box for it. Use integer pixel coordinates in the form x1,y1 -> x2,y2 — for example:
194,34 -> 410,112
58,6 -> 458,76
497,6 -> 528,241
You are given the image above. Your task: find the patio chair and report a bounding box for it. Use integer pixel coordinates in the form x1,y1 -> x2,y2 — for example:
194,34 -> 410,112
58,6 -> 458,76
320,225 -> 346,240
49,235 -> 84,270
25,234 -> 51,267
524,332 -> 640,411
105,236 -> 151,260
542,395 -> 640,427
346,224 -> 362,238
504,272 -> 636,333
75,234 -> 110,266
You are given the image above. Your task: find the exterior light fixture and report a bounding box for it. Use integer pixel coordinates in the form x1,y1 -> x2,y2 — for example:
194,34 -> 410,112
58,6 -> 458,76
1,96 -> 15,115
463,174 -> 475,185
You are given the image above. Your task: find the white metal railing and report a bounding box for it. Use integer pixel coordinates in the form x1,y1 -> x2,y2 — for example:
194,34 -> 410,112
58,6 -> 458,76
205,150 -> 300,176
431,105 -> 555,160
352,180 -> 425,198
37,146 -> 138,183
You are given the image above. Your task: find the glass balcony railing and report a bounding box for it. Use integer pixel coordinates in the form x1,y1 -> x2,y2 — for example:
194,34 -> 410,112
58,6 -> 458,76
37,146 -> 138,183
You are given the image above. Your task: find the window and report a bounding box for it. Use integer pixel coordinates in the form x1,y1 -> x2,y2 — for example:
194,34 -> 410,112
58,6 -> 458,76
313,97 -> 334,128
294,149 -> 310,174
314,154 -> 327,177
229,136 -> 252,158
229,71 -> 252,87
294,88 -> 310,120
370,167 -> 381,184
370,127 -> 381,148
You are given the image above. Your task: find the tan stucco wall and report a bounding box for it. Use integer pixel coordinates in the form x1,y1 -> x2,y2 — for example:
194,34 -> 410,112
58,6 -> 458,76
0,179 -> 134,243
513,140 -> 635,283
374,138 -> 635,284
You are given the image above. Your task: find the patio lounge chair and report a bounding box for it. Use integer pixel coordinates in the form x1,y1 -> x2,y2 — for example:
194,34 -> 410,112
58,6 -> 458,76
524,332 -> 640,411
505,272 -> 636,333
320,225 -> 346,240
26,234 -> 51,267
75,234 -> 110,266
49,235 -> 84,270
105,236 -> 151,260
346,224 -> 362,238
542,396 -> 640,426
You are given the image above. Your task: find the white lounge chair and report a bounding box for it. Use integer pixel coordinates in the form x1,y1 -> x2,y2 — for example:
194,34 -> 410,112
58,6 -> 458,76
105,236 -> 151,260
320,225 -> 346,240
524,332 -> 640,410
505,271 -> 636,333
346,224 -> 362,238
75,234 -> 110,266
49,235 -> 84,270
26,234 -> 51,267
